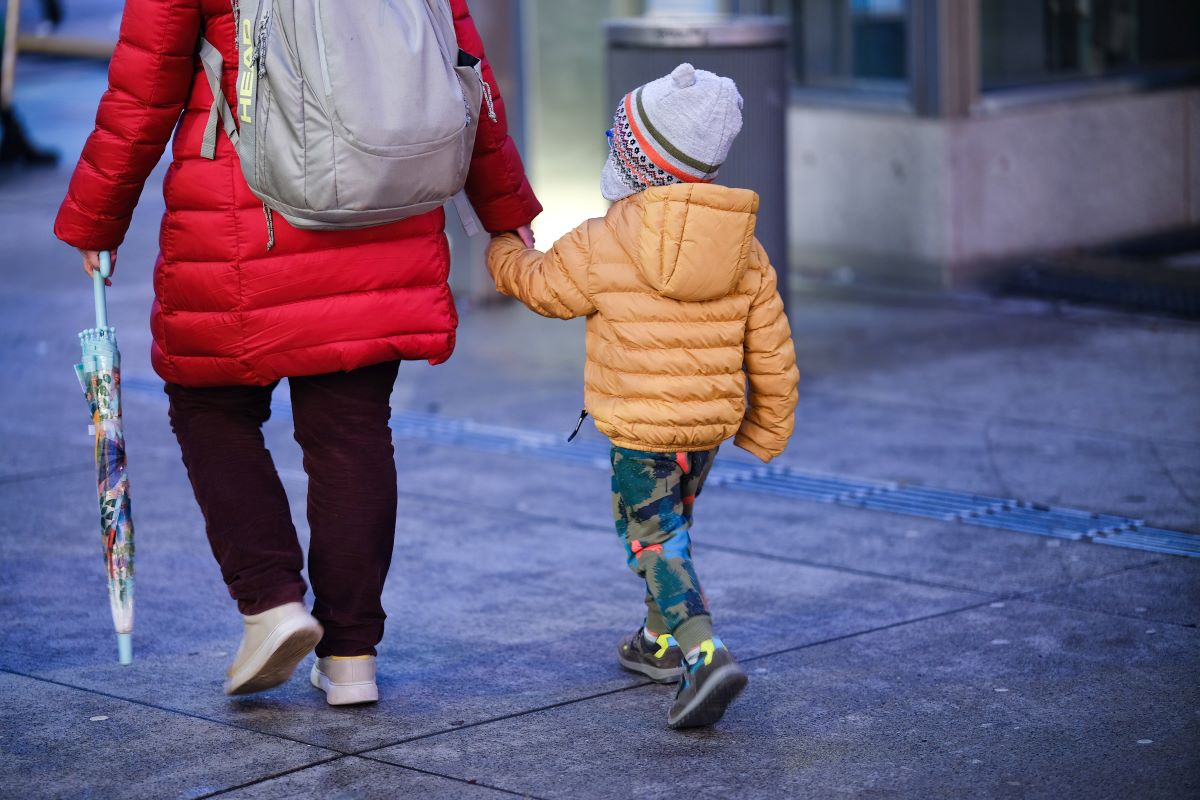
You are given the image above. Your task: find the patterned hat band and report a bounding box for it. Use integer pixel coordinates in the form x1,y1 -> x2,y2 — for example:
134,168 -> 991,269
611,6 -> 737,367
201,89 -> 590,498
609,89 -> 721,192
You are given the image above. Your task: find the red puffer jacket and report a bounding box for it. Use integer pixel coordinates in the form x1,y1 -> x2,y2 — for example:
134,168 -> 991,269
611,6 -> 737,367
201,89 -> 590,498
55,0 -> 541,387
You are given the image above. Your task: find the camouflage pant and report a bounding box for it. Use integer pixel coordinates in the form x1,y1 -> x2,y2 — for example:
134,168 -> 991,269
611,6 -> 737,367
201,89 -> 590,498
610,446 -> 718,653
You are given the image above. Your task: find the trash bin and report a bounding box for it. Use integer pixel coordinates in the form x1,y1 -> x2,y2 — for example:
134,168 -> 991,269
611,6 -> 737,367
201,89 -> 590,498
605,16 -> 789,305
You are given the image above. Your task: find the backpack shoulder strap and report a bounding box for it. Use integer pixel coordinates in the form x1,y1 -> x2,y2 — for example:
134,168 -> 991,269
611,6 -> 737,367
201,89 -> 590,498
199,38 -> 241,160
423,0 -> 458,66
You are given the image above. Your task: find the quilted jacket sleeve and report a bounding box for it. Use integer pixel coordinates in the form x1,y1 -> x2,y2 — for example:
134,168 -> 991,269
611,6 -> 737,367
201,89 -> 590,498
53,0 -> 201,251
452,0 -> 542,233
735,243 -> 799,462
486,225 -> 595,320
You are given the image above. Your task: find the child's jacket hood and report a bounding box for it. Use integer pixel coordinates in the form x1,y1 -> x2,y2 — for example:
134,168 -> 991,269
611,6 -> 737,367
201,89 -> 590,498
608,183 -> 760,303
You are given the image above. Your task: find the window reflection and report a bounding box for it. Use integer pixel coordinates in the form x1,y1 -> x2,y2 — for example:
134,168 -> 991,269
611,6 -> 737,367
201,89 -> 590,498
795,0 -> 909,88
981,0 -> 1200,89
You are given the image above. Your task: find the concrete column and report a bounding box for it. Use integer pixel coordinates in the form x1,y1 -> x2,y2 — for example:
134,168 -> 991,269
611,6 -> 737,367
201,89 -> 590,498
910,0 -> 980,117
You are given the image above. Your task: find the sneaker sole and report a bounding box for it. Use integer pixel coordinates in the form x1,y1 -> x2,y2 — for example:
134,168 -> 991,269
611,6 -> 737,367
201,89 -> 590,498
224,618 -> 323,696
310,664 -> 379,706
617,650 -> 684,684
667,665 -> 748,729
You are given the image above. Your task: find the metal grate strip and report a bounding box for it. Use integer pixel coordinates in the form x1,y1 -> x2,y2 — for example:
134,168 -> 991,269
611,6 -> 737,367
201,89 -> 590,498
121,378 -> 1199,558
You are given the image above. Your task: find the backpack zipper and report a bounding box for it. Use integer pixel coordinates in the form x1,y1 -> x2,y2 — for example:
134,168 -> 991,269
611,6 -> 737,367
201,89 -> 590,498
263,204 -> 275,250
255,6 -> 271,77
231,0 -> 241,52
254,6 -> 272,250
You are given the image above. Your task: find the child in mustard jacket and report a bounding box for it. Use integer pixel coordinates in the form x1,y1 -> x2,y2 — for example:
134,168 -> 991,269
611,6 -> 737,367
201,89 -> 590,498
487,63 -> 798,729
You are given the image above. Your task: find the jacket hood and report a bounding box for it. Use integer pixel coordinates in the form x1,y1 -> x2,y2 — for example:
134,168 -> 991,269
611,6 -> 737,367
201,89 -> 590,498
606,183 -> 759,302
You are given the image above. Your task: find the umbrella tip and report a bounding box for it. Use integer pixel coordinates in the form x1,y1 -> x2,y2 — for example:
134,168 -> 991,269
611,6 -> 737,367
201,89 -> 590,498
117,632 -> 133,665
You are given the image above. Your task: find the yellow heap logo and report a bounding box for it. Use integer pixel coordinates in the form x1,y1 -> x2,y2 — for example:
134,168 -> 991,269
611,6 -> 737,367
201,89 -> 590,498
238,18 -> 255,124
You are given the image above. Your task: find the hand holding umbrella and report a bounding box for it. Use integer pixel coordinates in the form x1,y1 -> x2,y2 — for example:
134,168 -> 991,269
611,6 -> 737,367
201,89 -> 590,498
75,251 -> 135,665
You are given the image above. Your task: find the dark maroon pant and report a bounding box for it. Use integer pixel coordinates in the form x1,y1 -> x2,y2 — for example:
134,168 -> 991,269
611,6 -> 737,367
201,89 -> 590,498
166,361 -> 400,657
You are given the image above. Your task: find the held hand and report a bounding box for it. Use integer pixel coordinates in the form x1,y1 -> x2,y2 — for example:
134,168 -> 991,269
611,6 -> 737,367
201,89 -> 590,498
80,248 -> 117,286
516,225 -> 535,249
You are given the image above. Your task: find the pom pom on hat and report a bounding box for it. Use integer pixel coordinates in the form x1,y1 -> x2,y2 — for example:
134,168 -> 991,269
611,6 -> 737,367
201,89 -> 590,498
671,63 -> 697,88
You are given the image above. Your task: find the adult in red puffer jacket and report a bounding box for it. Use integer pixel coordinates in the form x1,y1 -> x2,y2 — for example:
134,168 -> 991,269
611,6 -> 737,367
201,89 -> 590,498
55,0 -> 540,702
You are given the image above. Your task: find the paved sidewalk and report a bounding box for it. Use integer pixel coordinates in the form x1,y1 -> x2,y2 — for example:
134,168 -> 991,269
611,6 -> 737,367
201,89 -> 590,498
1,58 -> 1198,799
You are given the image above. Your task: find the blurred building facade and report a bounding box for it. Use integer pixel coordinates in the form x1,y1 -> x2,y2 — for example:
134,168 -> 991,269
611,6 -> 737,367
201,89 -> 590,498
509,0 -> 1199,295
784,0 -> 1200,288
8,0 -> 1194,297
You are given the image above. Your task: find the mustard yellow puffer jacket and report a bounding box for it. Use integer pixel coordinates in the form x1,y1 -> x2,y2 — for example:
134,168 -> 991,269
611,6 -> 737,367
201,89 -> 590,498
487,183 -> 798,462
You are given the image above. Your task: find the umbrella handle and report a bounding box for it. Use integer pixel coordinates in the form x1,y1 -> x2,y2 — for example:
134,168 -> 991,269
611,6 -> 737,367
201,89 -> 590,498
93,251 -> 111,328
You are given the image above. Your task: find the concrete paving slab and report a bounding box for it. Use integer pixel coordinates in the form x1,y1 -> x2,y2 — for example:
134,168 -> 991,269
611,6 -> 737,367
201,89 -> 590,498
1150,441 -> 1200,523
786,295 -> 1200,446
697,485 -> 1162,594
1030,558 -> 1200,629
386,301 -> 1199,530
371,600 -> 1200,800
220,756 -> 523,799
0,508 -> 245,673
0,289 -> 164,484
389,368 -> 1200,535
0,671 -> 336,800
5,43 -> 1199,798
775,392 -> 1200,531
0,441 -> 92,485
0,423 -> 284,673
396,296 -> 1200,451
378,441 -> 1161,596
779,390 -> 1008,489
4,474 -> 977,752
124,375 -> 1172,604
979,423 -> 1199,531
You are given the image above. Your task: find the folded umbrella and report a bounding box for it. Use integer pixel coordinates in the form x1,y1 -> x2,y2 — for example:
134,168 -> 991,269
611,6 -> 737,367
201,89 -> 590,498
75,251 -> 135,665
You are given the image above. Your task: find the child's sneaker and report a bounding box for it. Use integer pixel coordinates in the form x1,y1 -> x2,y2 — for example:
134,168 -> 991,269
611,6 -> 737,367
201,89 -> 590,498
667,639 -> 747,729
310,655 -> 379,705
224,602 -> 323,696
617,627 -> 684,684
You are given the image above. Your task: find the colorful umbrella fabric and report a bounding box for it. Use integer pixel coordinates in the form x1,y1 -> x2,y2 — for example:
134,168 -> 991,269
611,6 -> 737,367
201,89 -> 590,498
75,251 -> 134,665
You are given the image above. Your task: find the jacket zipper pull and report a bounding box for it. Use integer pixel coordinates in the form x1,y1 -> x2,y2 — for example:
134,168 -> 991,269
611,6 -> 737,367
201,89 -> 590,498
263,204 -> 275,250
567,409 -> 588,442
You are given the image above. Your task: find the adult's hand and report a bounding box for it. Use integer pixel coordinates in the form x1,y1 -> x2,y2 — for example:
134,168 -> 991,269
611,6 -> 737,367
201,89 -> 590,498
516,225 -> 535,249
79,248 -> 117,286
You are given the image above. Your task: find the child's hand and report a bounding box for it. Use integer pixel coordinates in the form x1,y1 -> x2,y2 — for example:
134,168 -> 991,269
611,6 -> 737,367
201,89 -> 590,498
490,226 -> 535,248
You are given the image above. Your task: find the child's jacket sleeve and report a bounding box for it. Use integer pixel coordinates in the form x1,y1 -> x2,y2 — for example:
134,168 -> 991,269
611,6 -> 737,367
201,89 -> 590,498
486,226 -> 596,320
735,244 -> 799,462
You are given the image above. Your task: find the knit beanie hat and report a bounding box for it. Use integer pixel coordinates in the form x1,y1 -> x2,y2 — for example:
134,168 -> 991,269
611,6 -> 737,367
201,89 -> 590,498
601,63 -> 744,203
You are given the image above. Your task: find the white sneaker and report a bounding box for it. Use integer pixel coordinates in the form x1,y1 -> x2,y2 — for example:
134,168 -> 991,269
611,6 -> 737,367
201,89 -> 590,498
224,602 -> 323,696
310,655 -> 379,705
